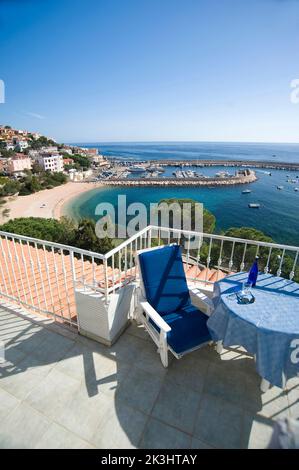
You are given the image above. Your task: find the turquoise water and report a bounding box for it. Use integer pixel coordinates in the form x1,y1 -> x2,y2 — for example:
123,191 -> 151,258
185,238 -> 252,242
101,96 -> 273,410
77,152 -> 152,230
66,143 -> 299,246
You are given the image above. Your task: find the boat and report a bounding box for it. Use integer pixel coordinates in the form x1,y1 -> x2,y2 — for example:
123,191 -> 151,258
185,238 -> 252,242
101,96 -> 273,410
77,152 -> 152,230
295,188 -> 299,192
215,171 -> 230,178
242,189 -> 252,194
129,164 -> 147,173
148,166 -> 164,173
277,186 -> 284,190
248,203 -> 260,208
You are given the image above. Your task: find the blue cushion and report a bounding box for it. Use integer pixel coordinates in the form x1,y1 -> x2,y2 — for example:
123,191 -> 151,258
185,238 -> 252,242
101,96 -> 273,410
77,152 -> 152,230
150,304 -> 211,354
139,245 -> 191,315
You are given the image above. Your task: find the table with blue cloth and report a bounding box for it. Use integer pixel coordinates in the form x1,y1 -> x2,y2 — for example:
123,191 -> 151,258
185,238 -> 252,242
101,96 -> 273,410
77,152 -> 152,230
207,272 -> 299,389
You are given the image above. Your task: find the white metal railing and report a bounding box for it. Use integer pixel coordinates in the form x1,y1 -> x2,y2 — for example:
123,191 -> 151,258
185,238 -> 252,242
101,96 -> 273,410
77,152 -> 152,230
0,230 -> 106,327
1,225 -> 299,326
103,225 -> 299,292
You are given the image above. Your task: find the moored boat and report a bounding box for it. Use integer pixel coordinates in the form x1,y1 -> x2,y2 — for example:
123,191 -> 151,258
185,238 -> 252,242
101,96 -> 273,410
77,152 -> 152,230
248,203 -> 260,208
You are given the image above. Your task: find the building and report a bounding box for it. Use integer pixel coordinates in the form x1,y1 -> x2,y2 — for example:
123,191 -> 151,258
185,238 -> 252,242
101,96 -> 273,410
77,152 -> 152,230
61,147 -> 73,155
90,154 -> 107,166
74,147 -> 99,157
31,132 -> 41,140
5,142 -> 15,151
40,146 -> 58,153
28,149 -> 40,158
63,158 -> 74,165
0,157 -> 9,173
12,138 -> 29,152
37,153 -> 64,173
68,168 -> 93,181
7,154 -> 32,174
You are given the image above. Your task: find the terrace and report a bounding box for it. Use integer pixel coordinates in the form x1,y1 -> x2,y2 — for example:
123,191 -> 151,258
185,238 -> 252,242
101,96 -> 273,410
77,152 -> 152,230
0,226 -> 298,449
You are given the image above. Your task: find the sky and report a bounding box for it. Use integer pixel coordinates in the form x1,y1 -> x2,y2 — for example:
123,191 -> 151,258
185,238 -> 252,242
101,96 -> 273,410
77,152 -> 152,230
1,0 -> 299,143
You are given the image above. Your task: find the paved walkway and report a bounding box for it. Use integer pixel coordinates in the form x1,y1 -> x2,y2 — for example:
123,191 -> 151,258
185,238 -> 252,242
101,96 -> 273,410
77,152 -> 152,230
0,305 -> 298,449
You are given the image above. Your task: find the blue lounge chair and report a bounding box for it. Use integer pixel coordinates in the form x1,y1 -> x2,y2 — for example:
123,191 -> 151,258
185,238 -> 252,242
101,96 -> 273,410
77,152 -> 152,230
137,244 -> 212,367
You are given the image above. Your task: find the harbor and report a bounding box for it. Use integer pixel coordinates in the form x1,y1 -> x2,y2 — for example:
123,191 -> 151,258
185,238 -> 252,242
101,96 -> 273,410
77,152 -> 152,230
107,157 -> 299,171
96,168 -> 257,187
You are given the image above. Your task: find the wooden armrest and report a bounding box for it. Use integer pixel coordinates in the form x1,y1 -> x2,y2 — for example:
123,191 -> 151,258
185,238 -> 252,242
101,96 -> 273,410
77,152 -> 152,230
140,300 -> 171,333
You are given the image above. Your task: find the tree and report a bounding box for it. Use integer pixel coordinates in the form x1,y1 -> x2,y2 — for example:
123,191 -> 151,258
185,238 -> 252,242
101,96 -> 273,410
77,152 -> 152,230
0,179 -> 21,196
156,198 -> 216,233
28,136 -> 57,150
0,149 -> 15,158
0,217 -> 74,244
75,218 -> 113,253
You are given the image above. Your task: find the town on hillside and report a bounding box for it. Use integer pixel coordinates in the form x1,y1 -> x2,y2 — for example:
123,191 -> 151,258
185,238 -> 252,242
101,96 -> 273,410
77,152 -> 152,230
0,124 -> 108,188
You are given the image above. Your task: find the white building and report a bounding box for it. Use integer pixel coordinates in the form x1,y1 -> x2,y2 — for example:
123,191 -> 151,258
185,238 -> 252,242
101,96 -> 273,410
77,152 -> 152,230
68,168 -> 93,181
90,154 -> 107,166
61,148 -> 73,155
40,146 -> 58,153
13,139 -> 29,151
37,153 -> 64,173
28,149 -> 40,158
6,142 -> 15,151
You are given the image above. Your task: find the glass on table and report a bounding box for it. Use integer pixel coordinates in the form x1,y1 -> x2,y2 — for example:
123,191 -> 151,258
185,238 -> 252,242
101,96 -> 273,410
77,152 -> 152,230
242,282 -> 252,295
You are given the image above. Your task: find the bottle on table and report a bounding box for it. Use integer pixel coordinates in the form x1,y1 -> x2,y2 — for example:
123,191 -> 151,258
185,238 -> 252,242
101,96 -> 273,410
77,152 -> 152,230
247,256 -> 259,287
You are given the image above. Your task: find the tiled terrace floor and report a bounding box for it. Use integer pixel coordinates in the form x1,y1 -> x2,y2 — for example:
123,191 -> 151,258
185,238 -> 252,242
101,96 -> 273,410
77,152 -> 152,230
0,304 -> 298,449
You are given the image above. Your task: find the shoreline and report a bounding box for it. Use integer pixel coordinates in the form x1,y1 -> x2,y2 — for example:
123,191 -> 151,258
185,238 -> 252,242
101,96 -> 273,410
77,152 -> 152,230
0,182 -> 103,225
0,170 -> 257,225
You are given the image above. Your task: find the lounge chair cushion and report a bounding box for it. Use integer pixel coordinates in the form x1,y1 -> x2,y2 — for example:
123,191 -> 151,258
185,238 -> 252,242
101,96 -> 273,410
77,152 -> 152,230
150,304 -> 211,354
139,244 -> 191,315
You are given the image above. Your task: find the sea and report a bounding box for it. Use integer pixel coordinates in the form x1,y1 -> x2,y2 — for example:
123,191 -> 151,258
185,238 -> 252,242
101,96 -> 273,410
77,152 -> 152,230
65,142 -> 299,246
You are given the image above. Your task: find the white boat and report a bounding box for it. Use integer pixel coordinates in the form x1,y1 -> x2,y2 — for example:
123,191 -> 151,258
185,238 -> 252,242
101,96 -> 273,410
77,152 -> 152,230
148,166 -> 164,173
215,171 -> 230,178
277,186 -> 284,190
129,165 -> 147,173
295,188 -> 299,192
248,203 -> 260,208
242,189 -> 252,194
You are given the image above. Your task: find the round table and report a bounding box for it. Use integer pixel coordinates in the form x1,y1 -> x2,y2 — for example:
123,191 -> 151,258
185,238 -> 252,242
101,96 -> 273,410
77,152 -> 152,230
207,272 -> 299,388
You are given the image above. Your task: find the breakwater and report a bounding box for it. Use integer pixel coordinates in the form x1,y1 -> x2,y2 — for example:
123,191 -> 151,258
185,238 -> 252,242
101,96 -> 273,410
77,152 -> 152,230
98,170 -> 257,187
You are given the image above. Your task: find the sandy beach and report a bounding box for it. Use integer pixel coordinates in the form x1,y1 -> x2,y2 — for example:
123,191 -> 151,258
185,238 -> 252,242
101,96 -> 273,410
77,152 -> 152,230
0,182 -> 101,225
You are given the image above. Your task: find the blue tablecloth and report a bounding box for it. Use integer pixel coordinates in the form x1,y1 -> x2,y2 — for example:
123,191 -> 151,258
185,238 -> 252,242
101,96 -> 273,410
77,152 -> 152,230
207,272 -> 299,388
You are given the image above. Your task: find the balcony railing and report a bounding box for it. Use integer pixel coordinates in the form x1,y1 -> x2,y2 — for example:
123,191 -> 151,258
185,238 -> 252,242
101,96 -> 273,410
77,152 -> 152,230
0,230 -> 106,327
104,225 -> 299,290
1,225 -> 299,328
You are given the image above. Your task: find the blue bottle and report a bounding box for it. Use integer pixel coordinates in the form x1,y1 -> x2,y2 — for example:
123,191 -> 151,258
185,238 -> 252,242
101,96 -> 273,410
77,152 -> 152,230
247,256 -> 259,287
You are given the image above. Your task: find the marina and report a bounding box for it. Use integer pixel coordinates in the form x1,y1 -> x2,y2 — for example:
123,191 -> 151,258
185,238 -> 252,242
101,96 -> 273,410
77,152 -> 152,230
96,169 -> 257,187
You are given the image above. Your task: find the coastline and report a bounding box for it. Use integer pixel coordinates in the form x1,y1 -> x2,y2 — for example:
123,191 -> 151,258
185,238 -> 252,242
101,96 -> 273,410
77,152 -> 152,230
0,182 -> 103,225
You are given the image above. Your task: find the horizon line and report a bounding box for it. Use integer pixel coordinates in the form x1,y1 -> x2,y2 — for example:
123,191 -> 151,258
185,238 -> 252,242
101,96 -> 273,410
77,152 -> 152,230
67,139 -> 299,146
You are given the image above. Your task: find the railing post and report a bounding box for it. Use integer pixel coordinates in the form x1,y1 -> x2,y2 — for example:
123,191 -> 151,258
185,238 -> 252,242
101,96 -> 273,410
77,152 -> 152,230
104,258 -> 109,304
148,228 -> 152,248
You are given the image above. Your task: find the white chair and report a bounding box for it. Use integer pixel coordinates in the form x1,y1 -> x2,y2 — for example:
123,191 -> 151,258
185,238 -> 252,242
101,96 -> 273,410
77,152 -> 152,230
135,244 -> 213,367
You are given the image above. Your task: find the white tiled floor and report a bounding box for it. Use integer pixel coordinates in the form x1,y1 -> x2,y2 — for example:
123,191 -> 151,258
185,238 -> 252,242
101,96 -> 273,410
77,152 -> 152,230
0,306 -> 298,449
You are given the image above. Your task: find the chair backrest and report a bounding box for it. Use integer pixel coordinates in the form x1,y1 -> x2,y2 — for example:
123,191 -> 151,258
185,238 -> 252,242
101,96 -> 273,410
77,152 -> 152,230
137,244 -> 191,316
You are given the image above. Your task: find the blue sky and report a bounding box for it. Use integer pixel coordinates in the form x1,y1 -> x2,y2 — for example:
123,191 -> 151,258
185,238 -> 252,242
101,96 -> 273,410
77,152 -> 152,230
1,0 -> 299,143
